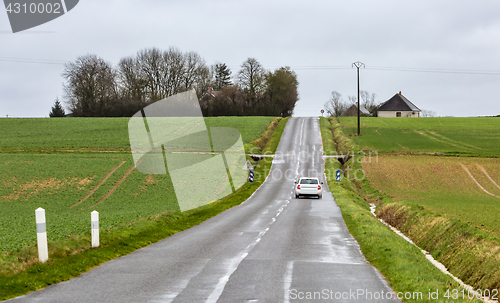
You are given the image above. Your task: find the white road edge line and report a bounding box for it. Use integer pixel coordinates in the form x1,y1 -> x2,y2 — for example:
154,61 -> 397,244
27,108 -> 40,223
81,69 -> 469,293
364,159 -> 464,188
283,261 -> 294,303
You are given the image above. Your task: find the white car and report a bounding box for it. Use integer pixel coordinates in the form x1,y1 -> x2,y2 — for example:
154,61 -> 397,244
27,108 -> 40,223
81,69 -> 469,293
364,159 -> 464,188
294,177 -> 323,199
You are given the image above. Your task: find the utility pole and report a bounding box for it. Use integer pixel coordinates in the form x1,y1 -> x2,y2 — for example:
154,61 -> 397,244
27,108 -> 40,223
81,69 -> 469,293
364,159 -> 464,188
352,61 -> 365,136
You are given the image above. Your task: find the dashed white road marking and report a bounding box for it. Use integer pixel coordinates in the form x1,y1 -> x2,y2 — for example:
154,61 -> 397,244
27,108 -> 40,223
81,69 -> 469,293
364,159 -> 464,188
205,199 -> 291,303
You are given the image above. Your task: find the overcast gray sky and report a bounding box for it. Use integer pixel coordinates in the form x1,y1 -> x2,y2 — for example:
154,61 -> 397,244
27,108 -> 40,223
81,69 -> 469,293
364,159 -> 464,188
1,0 -> 500,117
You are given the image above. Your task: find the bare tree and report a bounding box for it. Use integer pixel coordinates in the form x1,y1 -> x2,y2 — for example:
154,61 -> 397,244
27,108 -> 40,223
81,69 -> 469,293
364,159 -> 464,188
137,48 -> 165,102
182,51 -> 208,92
118,56 -> 148,105
360,90 -> 378,116
347,95 -> 357,105
421,109 -> 436,117
135,47 -> 209,101
63,54 -> 117,116
324,91 -> 348,117
195,65 -> 212,97
238,58 -> 266,105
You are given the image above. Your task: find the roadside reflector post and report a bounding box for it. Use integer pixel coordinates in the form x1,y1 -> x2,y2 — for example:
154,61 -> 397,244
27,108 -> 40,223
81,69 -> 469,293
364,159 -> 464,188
91,211 -> 99,248
35,208 -> 49,263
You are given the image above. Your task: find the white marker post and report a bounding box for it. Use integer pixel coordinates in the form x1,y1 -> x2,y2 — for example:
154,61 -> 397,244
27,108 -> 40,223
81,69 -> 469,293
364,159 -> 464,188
91,211 -> 99,248
35,208 -> 48,263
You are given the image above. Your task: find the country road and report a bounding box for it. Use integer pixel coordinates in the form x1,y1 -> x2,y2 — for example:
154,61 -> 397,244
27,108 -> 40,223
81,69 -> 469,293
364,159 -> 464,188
9,117 -> 398,302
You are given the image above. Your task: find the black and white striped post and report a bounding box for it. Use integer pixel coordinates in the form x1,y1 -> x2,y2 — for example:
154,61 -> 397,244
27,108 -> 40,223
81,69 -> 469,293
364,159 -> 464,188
91,211 -> 99,248
35,208 -> 48,263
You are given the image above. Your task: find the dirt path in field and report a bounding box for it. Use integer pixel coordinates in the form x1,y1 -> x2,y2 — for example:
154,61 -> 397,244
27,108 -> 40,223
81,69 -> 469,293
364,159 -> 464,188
417,130 -> 464,149
477,164 -> 500,190
81,164 -> 137,210
429,131 -> 480,149
375,129 -> 382,135
460,163 -> 500,199
378,119 -> 389,126
70,161 -> 126,208
396,142 -> 409,150
416,130 -> 480,150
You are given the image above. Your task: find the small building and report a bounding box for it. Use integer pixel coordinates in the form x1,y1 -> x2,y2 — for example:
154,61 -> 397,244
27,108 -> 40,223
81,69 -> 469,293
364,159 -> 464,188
378,92 -> 421,117
340,105 -> 370,117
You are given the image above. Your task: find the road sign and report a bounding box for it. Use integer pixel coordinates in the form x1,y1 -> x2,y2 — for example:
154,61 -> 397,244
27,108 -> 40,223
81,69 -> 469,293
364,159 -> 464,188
336,170 -> 341,182
249,170 -> 254,183
321,109 -> 325,114
243,160 -> 254,171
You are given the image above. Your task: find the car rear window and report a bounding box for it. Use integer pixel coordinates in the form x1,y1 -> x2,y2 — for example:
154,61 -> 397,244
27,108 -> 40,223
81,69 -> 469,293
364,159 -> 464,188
300,179 -> 318,184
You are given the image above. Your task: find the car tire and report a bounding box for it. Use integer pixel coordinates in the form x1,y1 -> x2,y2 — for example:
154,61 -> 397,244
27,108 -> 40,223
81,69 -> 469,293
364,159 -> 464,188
318,195 -> 322,199
295,194 -> 299,199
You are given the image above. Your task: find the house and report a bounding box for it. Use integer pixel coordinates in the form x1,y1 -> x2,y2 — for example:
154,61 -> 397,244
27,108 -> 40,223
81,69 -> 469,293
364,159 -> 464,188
340,104 -> 370,117
378,92 -> 421,117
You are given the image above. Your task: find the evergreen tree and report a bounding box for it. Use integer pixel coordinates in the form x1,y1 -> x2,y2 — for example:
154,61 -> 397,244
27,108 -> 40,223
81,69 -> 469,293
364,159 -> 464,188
214,63 -> 232,90
49,98 -> 66,117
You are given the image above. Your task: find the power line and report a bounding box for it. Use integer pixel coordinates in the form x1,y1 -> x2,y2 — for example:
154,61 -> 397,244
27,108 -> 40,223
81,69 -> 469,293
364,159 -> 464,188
1,56 -> 500,75
280,66 -> 351,70
0,57 -> 68,65
232,64 -> 500,75
227,65 -> 351,71
367,66 -> 500,75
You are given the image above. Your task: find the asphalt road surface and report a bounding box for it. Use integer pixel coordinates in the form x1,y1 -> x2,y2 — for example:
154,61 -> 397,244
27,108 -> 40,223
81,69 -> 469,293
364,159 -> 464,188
9,117 -> 398,302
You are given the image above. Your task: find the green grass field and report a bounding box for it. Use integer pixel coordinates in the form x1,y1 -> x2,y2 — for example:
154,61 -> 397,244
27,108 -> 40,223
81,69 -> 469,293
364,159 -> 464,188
339,117 -> 500,156
0,116 -> 288,300
0,117 -> 275,254
0,117 -> 275,152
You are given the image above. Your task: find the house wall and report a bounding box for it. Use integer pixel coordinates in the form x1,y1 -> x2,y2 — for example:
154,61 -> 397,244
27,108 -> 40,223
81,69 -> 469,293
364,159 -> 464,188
378,111 -> 420,118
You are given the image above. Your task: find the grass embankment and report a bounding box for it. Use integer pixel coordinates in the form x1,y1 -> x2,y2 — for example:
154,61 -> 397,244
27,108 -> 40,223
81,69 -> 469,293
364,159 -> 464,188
320,117 -> 480,303
245,117 -> 286,154
0,117 -> 288,301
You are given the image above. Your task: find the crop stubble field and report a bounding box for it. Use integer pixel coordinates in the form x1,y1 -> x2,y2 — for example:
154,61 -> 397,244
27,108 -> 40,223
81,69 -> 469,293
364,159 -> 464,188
0,117 -> 275,254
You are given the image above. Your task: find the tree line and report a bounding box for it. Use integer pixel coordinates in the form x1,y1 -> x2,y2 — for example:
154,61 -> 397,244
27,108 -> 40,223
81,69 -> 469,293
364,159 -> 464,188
50,47 -> 298,117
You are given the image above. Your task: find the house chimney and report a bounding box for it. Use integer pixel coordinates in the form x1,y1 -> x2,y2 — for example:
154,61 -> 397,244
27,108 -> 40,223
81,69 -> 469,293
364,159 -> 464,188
399,91 -> 401,94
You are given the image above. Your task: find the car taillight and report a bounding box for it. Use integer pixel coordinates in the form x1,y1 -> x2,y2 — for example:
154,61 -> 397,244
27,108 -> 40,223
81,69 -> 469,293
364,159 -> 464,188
297,184 -> 301,189
318,185 -> 321,190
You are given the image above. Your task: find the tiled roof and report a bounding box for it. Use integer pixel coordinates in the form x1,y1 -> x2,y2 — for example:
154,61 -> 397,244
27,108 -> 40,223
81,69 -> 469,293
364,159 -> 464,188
378,92 -> 421,112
